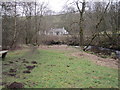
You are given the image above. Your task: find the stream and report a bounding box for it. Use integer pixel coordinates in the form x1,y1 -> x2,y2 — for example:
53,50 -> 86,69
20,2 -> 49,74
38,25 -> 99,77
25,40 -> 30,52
75,46 -> 120,59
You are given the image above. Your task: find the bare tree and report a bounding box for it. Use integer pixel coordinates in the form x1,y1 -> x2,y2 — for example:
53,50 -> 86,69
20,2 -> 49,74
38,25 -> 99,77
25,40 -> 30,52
75,0 -> 86,47
83,1 -> 110,50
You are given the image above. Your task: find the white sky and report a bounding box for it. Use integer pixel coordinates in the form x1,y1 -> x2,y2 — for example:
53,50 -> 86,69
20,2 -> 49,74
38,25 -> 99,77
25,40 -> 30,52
37,0 -> 119,12
1,0 -> 119,12
38,0 -> 68,12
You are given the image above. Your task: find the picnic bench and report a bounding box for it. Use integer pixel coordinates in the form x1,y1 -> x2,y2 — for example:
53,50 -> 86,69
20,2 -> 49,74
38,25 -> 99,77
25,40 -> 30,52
0,50 -> 8,59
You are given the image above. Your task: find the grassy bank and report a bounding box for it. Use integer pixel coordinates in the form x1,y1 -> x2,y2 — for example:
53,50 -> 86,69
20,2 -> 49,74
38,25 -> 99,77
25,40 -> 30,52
2,47 -> 118,88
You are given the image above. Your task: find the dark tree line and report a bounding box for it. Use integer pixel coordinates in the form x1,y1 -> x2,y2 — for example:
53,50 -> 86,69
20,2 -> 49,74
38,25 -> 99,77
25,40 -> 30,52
1,1 -> 52,49
0,0 -> 120,50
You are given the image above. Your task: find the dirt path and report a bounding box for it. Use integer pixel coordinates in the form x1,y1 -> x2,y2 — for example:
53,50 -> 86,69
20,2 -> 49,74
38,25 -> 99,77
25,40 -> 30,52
72,51 -> 118,69
39,45 -> 118,69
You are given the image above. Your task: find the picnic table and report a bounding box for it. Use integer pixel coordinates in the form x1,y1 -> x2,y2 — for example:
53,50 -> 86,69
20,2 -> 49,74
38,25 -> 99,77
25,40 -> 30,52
0,50 -> 8,59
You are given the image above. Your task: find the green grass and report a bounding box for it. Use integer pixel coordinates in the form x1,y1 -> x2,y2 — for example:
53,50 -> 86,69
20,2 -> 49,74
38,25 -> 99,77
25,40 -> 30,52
2,47 -> 118,88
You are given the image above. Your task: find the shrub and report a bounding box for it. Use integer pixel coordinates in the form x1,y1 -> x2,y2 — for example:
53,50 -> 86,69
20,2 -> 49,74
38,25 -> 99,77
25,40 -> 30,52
66,35 -> 79,46
38,35 -> 67,45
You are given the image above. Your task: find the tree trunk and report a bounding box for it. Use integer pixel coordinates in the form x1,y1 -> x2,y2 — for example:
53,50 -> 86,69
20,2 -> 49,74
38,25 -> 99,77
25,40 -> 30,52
76,0 -> 86,48
10,1 -> 17,48
79,18 -> 84,47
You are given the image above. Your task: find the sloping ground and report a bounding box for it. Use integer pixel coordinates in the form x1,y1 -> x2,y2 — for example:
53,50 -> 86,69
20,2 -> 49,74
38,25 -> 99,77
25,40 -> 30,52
1,45 -> 119,88
71,50 -> 119,69
39,45 -> 119,69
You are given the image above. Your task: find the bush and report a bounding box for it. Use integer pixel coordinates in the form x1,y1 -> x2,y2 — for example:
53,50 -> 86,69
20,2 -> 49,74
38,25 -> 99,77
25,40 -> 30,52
38,35 -> 67,45
66,35 -> 79,46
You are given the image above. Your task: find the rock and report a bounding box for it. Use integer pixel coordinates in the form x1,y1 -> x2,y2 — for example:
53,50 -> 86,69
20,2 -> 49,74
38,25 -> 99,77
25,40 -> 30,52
3,64 -> 9,65
67,65 -> 70,67
9,69 -> 17,73
7,82 -> 24,88
23,70 -> 31,73
26,65 -> 35,70
15,60 -> 18,62
31,61 -> 37,64
8,73 -> 16,76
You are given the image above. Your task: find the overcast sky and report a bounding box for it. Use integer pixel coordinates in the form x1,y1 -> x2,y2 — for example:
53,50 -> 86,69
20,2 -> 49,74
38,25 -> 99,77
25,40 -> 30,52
37,0 -> 118,12
1,0 -> 119,12
38,0 -> 68,12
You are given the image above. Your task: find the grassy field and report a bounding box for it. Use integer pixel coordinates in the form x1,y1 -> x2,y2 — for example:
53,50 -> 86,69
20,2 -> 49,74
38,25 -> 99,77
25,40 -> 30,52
2,46 -> 119,88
